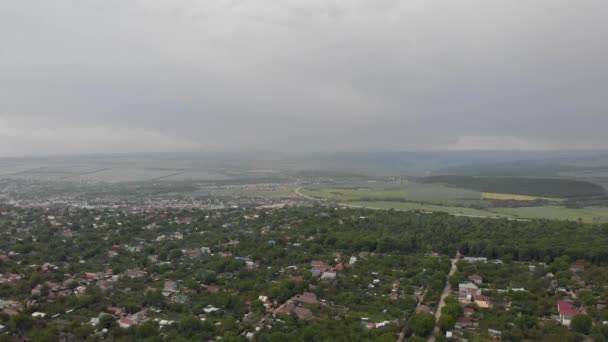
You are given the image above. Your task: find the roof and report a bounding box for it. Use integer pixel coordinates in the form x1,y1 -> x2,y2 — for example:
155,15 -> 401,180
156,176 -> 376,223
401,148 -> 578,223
558,301 -> 581,316
293,292 -> 318,304
293,307 -> 314,320
416,305 -> 432,314
474,295 -> 491,302
119,317 -> 135,326
459,283 -> 478,289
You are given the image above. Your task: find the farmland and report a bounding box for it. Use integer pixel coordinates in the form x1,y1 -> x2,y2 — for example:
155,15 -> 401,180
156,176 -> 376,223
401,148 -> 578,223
345,201 -> 508,218
420,176 -> 606,198
297,185 -> 608,223
345,202 -> 608,223
299,188 -> 408,202
481,192 -> 564,202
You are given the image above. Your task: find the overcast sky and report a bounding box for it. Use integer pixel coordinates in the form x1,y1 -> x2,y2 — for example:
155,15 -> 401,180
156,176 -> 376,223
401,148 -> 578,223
1,0 -> 607,156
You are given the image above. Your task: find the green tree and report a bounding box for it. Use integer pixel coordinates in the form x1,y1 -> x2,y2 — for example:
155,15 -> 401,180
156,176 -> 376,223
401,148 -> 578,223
412,313 -> 435,337
571,314 -> 593,335
438,314 -> 455,332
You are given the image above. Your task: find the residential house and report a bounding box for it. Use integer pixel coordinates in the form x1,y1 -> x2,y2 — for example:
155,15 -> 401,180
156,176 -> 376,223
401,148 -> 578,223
119,317 -> 136,329
173,295 -> 189,304
293,307 -> 314,320
468,274 -> 483,285
488,329 -> 502,339
416,305 -> 432,314
321,272 -> 337,281
455,317 -> 478,329
293,292 -> 318,305
558,300 -> 581,326
273,303 -> 295,317
163,281 -> 178,298
207,286 -> 220,294
459,283 -> 481,301
124,269 -> 147,279
570,264 -> 585,273
463,257 -> 488,263
473,295 -> 492,308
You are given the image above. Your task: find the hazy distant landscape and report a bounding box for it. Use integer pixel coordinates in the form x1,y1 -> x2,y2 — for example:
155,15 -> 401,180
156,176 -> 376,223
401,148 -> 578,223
1,151 -> 608,222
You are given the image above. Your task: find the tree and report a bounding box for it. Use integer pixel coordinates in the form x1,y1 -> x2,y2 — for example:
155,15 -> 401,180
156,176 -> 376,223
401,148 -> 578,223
412,313 -> 435,337
438,314 -> 455,332
9,314 -> 33,336
571,314 -> 593,335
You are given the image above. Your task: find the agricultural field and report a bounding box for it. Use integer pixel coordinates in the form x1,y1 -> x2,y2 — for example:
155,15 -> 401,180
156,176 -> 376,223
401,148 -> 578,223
481,192 -> 564,202
346,201 -> 506,218
296,185 -> 608,222
345,201 -> 608,223
300,188 -> 408,202
300,182 -> 480,204
421,176 -> 606,198
490,206 -> 608,223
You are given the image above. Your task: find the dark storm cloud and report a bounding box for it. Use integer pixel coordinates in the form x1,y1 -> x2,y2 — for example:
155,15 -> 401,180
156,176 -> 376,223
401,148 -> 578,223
1,0 -> 607,156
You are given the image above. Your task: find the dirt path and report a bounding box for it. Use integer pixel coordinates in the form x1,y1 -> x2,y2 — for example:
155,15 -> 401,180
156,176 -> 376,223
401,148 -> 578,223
428,251 -> 460,342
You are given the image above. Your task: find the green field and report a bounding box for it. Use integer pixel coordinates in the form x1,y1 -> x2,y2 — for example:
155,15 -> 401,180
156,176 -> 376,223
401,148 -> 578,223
345,201 -> 608,223
421,175 -> 606,198
346,201 -> 506,218
300,188 -> 408,201
490,206 -> 608,223
298,185 -> 608,223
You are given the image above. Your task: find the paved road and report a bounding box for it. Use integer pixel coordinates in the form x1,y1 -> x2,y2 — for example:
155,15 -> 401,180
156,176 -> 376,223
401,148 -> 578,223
293,187 -> 323,201
428,252 -> 460,342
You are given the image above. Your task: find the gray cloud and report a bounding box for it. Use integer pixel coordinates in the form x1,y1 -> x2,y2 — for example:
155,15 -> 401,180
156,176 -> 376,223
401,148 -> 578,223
1,0 -> 607,156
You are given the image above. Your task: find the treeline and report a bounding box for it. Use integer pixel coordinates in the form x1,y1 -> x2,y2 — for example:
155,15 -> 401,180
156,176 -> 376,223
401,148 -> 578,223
419,175 -> 605,198
287,206 -> 608,264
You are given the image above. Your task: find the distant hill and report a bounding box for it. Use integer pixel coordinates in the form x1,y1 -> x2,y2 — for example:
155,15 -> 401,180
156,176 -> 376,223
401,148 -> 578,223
436,160 -> 561,177
419,176 -> 606,198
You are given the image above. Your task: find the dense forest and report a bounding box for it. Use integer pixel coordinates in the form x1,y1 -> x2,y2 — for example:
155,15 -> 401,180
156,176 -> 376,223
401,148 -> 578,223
286,207 -> 608,264
420,175 -> 606,198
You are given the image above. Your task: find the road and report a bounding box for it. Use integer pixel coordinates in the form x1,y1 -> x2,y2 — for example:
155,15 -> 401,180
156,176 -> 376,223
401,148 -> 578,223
293,187 -> 323,201
428,251 -> 460,342
397,284 -> 430,342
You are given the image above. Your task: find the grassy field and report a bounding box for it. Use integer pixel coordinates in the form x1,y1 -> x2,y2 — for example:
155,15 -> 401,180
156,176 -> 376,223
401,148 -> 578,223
346,201 -> 608,223
482,192 -> 564,202
346,201 -> 507,218
297,186 -> 608,223
421,175 -> 605,198
300,188 -> 408,201
490,206 -> 608,223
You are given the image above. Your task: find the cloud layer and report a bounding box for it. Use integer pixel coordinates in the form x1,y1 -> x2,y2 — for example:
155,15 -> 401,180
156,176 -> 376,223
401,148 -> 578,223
1,0 -> 607,155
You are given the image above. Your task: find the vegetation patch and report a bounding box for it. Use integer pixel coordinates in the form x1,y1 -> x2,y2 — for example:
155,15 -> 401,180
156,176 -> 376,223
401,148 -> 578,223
301,188 -> 408,202
420,176 -> 605,198
481,192 -> 564,202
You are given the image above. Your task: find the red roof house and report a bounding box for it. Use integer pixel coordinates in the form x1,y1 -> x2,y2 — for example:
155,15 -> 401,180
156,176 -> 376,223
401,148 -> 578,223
558,301 -> 581,326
